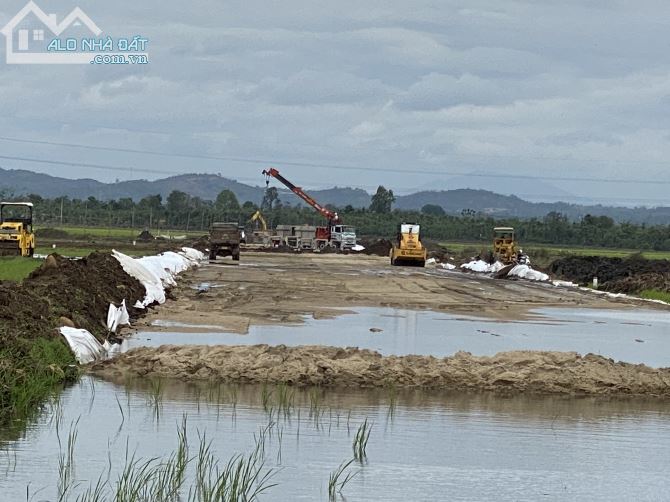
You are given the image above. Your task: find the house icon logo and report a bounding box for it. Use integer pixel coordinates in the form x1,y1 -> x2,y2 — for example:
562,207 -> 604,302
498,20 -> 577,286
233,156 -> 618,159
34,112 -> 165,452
1,1 -> 101,64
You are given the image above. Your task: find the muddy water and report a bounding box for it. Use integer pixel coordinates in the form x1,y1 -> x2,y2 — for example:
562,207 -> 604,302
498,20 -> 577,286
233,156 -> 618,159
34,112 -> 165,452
2,377 -> 670,501
131,307 -> 670,367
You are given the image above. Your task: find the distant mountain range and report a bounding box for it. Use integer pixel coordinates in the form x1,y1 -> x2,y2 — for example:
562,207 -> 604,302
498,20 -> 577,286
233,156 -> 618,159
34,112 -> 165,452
2,167 -> 670,225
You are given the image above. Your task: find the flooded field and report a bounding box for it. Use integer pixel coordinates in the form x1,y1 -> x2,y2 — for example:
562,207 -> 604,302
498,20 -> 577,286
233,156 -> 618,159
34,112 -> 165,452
2,377 -> 670,501
132,307 -> 670,367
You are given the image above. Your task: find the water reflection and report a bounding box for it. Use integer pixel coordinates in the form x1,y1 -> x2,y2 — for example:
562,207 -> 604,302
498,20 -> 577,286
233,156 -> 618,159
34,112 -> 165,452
1,376 -> 669,501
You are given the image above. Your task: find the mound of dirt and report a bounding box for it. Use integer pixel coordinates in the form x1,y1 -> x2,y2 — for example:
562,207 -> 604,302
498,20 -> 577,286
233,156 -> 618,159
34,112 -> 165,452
422,241 -> 452,261
360,239 -> 392,256
89,345 -> 670,397
137,229 -> 154,241
549,255 -> 670,293
188,235 -> 209,253
0,252 -> 146,343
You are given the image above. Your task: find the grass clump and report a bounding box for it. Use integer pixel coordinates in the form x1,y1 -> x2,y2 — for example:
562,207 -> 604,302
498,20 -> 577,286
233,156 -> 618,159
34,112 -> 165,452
328,458 -> 358,501
639,289 -> 670,303
0,338 -> 78,424
352,419 -> 372,462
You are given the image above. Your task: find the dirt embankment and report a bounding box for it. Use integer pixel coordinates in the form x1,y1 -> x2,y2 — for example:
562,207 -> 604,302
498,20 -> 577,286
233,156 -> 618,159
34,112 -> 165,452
0,252 -> 146,342
550,255 -> 670,294
90,345 -> 670,398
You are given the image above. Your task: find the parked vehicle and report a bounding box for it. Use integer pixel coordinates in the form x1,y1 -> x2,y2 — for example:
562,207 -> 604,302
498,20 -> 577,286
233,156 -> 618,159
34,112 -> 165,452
209,222 -> 241,261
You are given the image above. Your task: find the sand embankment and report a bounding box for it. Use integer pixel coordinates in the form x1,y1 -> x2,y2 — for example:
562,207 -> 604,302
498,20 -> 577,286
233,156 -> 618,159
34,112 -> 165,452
90,345 -> 670,397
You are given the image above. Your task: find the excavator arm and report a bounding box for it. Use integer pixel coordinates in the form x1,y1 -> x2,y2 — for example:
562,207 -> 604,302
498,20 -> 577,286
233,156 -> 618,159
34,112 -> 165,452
262,168 -> 340,224
250,210 -> 268,231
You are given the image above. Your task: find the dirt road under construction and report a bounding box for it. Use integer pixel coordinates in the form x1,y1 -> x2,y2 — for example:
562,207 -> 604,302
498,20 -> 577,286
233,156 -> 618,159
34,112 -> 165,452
91,252 -> 670,397
131,252 -> 637,335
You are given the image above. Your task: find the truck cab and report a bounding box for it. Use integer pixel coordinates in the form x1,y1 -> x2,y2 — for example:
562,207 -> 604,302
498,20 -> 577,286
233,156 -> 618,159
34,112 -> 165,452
330,225 -> 357,250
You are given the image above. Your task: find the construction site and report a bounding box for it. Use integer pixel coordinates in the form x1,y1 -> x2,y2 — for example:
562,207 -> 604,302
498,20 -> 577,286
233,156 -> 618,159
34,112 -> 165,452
3,159 -> 670,500
2,0 -> 670,492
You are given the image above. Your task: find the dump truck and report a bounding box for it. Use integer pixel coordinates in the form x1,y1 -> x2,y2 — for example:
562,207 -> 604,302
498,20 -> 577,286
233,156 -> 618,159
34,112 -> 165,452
493,227 -> 518,265
0,202 -> 35,257
209,222 -> 241,261
390,223 -> 427,266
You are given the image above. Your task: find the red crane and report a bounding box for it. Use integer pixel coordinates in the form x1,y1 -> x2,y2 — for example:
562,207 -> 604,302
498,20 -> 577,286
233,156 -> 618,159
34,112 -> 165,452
262,167 -> 341,225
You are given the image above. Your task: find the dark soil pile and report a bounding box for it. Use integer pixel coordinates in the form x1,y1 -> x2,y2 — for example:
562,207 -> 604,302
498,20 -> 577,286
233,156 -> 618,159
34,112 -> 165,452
0,252 -> 146,343
137,229 -> 154,241
549,255 -> 670,293
189,235 -> 209,252
423,241 -> 450,261
359,238 -> 392,256
0,252 -> 148,419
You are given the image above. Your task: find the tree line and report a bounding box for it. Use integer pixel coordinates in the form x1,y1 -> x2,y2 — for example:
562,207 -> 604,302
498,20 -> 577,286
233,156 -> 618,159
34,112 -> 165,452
4,187 -> 670,250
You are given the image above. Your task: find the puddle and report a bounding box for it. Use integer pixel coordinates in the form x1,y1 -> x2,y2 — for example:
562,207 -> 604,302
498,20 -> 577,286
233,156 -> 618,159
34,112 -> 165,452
2,377 -> 670,501
150,319 -> 230,330
127,307 -> 670,367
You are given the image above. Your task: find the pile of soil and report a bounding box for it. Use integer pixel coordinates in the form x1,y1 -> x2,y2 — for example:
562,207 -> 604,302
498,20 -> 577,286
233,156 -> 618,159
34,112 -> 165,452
423,241 -> 451,261
359,238 -> 392,256
91,345 -> 670,397
189,235 -> 209,253
549,255 -> 670,293
0,252 -> 146,343
137,229 -> 154,241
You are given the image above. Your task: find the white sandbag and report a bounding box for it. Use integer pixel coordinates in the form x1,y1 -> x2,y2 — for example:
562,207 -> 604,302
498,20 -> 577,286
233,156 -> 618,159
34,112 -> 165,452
351,244 -> 365,252
425,258 -> 437,266
60,327 -> 106,364
439,263 -> 456,270
107,299 -> 130,332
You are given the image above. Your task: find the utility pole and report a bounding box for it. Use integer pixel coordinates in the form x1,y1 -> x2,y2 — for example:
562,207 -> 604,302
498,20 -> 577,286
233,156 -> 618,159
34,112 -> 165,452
59,198 -> 63,226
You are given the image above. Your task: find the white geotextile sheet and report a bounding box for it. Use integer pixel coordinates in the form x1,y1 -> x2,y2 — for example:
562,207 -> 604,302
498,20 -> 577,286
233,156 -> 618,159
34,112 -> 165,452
460,259 -> 549,282
460,260 -> 506,273
59,327 -> 108,364
507,264 -> 549,282
112,247 -> 205,308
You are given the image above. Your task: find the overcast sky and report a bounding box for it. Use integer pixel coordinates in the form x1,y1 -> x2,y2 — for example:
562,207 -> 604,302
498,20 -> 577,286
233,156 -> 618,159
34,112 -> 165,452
1,0 -> 670,205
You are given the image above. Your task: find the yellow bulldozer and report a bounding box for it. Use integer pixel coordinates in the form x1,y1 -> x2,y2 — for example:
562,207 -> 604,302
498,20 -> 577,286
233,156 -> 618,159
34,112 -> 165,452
390,222 -> 427,267
0,202 -> 35,257
493,227 -> 518,264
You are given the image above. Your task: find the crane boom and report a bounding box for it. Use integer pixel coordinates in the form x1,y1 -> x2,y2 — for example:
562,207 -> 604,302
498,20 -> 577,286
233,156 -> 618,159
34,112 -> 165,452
262,168 -> 340,223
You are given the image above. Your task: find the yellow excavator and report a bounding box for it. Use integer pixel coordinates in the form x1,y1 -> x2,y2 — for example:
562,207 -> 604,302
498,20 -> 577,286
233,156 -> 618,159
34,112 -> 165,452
390,222 -> 427,267
249,210 -> 267,231
0,202 -> 35,257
